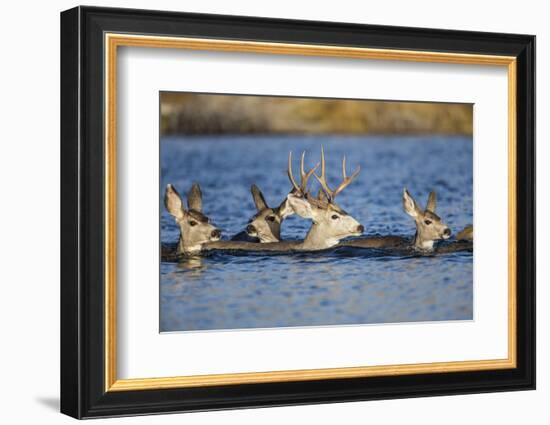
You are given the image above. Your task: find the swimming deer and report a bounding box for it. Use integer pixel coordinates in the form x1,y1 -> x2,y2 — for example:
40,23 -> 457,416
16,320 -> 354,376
164,183 -> 221,255
340,188 -> 463,253
402,188 -> 452,250
241,152 -> 319,243
205,148 -> 364,252
456,224 -> 473,241
240,184 -> 293,242
286,147 -> 365,249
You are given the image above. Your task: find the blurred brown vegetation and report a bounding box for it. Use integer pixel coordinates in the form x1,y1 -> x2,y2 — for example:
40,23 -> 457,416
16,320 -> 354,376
161,92 -> 473,136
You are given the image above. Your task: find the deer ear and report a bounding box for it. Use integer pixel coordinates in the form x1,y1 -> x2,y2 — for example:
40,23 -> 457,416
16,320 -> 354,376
426,191 -> 437,212
187,183 -> 203,212
165,184 -> 186,220
277,198 -> 294,219
251,184 -> 269,211
403,188 -> 421,218
287,194 -> 314,219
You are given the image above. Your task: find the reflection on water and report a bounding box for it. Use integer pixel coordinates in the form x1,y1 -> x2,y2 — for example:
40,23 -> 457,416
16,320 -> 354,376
160,135 -> 473,332
177,256 -> 205,272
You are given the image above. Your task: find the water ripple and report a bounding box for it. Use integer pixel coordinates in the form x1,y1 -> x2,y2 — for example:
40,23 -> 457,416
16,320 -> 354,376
160,135 -> 473,332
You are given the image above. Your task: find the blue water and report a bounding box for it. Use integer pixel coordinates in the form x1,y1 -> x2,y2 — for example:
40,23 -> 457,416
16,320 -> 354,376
160,135 -> 473,332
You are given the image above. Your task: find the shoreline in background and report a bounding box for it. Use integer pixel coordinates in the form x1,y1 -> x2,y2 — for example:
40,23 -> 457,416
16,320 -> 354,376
160,133 -> 473,141
161,92 -> 473,137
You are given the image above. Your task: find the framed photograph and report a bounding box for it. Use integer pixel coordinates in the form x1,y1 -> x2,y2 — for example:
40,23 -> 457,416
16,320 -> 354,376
60,6 -> 535,419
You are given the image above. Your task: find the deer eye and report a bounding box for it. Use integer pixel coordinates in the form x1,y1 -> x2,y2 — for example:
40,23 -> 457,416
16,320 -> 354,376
424,219 -> 432,225
331,214 -> 339,220
266,216 -> 276,222
189,220 -> 198,227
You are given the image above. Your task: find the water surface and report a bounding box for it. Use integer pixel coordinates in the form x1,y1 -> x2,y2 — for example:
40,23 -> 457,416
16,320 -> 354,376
160,135 -> 473,332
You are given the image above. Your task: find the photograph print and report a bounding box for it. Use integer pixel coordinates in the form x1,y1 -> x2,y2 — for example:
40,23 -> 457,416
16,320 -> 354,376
160,92 -> 474,333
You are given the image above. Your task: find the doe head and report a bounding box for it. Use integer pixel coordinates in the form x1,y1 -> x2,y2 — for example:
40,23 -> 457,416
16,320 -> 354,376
164,183 -> 221,254
403,188 -> 451,250
245,184 -> 285,243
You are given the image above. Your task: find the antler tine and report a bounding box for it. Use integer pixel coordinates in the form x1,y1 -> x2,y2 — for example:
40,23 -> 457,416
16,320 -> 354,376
314,146 -> 335,201
333,156 -> 361,198
299,151 -> 319,193
342,156 -> 347,179
300,151 -> 306,181
320,145 -> 326,180
287,151 -> 302,194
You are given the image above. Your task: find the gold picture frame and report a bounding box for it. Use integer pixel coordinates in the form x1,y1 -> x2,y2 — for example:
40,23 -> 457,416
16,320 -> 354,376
61,6 -> 534,419
104,33 -> 517,392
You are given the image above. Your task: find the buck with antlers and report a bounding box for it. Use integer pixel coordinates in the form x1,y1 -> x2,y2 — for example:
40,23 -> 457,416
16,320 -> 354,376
205,148 -> 364,252
285,147 -> 364,249
163,183 -> 222,256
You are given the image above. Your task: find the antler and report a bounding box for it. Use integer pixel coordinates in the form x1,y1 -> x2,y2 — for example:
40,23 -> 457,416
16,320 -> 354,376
287,151 -> 301,193
333,155 -> 361,198
314,146 -> 360,202
287,151 -> 319,195
314,146 -> 333,200
300,152 -> 319,192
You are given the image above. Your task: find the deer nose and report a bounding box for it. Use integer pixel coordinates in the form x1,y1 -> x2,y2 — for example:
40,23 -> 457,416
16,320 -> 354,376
246,224 -> 256,234
357,224 -> 365,233
443,228 -> 451,236
211,229 -> 221,238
